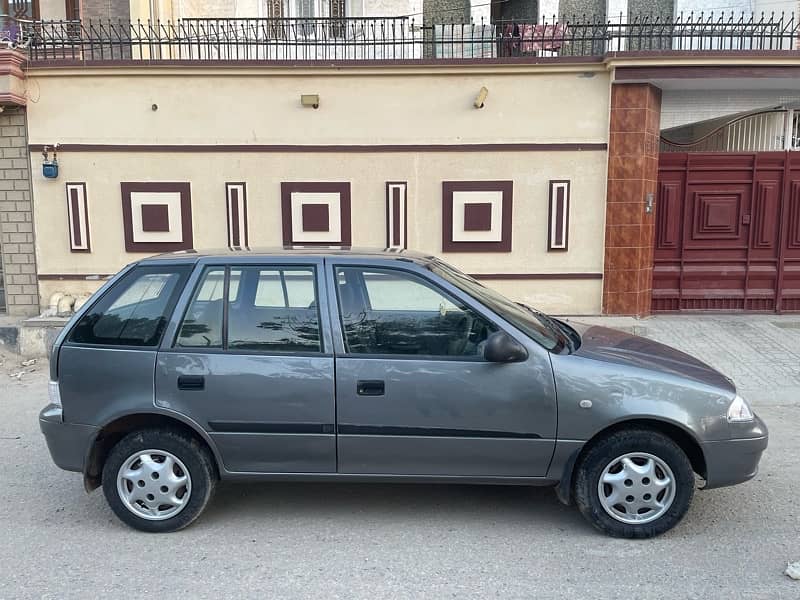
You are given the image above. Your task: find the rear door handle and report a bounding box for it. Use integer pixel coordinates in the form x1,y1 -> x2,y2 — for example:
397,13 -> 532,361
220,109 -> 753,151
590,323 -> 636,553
357,380 -> 385,396
178,375 -> 205,391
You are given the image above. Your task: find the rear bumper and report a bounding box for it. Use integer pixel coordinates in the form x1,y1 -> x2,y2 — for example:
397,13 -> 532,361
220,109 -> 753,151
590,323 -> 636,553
701,415 -> 768,489
39,404 -> 98,473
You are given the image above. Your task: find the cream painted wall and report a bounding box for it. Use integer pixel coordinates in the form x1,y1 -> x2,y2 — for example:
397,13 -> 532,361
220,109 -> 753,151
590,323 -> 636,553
26,66 -> 610,146
27,65 -> 610,314
32,149 -> 606,312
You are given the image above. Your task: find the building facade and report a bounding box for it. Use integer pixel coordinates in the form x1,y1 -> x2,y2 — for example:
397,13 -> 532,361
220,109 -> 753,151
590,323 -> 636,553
0,1 -> 798,317
25,62 -> 610,315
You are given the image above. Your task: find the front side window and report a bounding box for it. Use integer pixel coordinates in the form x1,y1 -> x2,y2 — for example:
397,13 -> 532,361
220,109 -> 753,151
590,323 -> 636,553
429,260 -> 566,352
336,267 -> 496,357
228,266 -> 322,352
69,265 -> 189,347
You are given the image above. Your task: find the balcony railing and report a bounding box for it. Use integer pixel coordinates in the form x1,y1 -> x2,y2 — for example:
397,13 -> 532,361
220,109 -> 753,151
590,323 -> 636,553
2,12 -> 799,63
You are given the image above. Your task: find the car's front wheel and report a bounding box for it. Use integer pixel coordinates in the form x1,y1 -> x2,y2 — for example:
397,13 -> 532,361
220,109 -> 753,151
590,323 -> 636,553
574,429 -> 695,538
102,429 -> 217,533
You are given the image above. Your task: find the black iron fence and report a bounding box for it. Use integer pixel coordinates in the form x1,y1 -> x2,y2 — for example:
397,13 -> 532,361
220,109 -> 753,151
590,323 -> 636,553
2,12 -> 798,62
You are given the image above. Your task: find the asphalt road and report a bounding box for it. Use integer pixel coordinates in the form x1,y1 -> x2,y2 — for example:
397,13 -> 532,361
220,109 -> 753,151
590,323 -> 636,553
1,318 -> 799,599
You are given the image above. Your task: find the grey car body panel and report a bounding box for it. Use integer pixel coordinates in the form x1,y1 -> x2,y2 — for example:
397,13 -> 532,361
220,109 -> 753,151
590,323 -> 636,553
155,353 -> 336,472
155,256 -> 337,473
551,324 -> 734,443
568,323 -> 736,392
58,346 -> 160,426
39,404 -> 97,472
41,248 -> 767,494
325,256 -> 557,477
334,357 -> 556,476
701,423 -> 768,488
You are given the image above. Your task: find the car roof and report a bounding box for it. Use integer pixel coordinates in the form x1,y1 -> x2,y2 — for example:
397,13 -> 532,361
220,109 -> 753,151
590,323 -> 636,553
137,247 -> 437,266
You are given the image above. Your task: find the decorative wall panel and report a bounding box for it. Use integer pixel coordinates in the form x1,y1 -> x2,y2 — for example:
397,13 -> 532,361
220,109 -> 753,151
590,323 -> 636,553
548,180 -> 570,251
66,182 -> 90,252
281,182 -> 351,246
226,182 -> 249,249
442,181 -> 512,252
386,181 -> 407,249
121,182 -> 193,252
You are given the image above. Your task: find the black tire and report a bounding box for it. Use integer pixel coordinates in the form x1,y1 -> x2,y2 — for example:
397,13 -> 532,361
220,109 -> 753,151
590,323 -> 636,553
573,429 -> 695,539
102,428 -> 217,533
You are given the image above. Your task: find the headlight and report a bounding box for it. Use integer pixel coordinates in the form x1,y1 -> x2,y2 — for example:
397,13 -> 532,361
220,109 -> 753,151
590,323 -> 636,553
48,380 -> 62,408
727,394 -> 754,422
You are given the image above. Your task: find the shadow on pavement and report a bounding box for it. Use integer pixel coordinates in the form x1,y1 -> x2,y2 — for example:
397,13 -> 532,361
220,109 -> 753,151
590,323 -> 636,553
202,481 -> 588,531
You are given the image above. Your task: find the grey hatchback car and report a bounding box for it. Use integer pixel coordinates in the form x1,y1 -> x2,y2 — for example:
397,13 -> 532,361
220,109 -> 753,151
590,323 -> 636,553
40,249 -> 767,537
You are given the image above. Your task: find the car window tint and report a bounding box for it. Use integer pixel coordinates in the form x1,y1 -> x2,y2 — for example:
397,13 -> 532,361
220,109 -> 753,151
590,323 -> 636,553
228,266 -> 321,352
285,270 -> 316,307
253,270 -> 285,307
336,267 -> 496,357
228,269 -> 241,301
363,271 -> 459,312
69,265 -> 189,347
253,269 -> 316,308
176,268 -> 224,348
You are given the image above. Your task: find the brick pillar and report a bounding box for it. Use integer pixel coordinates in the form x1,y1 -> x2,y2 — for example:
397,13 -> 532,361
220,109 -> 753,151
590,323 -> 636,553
603,83 -> 661,316
0,107 -> 38,316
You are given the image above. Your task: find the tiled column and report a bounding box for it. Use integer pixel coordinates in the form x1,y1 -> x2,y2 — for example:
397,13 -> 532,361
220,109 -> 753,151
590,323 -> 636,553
0,107 -> 39,316
603,83 -> 661,316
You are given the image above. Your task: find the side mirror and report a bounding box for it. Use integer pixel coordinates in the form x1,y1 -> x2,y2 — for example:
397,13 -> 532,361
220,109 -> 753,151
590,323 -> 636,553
483,331 -> 528,363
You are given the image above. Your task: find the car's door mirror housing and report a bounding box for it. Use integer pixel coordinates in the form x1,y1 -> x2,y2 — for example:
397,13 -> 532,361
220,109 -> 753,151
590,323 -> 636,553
483,331 -> 528,363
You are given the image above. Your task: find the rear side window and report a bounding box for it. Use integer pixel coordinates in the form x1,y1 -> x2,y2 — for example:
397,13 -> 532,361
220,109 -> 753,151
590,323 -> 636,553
176,267 -> 225,348
69,265 -> 190,347
228,266 -> 321,353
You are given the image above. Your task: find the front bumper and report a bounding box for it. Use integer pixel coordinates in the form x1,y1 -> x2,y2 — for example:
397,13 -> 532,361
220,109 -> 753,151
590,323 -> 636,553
701,414 -> 768,489
39,404 -> 98,473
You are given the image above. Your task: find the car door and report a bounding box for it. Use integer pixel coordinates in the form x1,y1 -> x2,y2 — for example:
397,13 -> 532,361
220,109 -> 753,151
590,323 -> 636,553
156,258 -> 336,474
328,261 -> 557,477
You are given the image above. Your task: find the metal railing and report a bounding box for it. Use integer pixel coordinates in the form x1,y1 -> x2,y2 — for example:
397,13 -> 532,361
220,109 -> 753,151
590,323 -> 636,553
661,108 -> 800,153
2,11 -> 798,62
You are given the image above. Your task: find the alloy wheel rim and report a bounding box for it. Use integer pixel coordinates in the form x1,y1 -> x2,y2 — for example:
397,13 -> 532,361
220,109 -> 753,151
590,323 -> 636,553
116,449 -> 192,521
597,452 -> 676,525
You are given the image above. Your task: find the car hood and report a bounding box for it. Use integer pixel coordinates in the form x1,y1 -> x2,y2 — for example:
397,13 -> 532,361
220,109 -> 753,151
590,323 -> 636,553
565,322 -> 735,394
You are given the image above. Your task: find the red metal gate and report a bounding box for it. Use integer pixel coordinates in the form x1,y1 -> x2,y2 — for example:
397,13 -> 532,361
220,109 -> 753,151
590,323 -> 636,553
653,152 -> 800,312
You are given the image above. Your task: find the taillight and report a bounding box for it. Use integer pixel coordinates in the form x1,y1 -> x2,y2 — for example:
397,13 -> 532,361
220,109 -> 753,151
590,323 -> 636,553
48,380 -> 62,408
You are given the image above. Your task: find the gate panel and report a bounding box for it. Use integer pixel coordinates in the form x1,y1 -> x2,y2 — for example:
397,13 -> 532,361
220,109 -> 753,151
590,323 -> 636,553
652,155 -> 685,311
782,155 -> 800,311
654,151 -> 797,312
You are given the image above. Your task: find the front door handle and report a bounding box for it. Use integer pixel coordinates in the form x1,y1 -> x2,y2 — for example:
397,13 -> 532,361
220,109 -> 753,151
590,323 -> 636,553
357,380 -> 385,396
178,375 -> 205,391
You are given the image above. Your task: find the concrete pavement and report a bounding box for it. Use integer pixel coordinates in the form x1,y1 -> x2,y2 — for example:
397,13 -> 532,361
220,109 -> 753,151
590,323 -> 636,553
0,314 -> 798,599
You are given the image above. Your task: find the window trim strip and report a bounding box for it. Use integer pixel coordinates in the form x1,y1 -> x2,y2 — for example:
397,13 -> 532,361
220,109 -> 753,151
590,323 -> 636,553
222,265 -> 231,351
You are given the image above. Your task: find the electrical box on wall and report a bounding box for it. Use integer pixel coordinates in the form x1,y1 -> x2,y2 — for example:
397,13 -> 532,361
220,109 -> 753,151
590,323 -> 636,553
42,161 -> 58,179
42,145 -> 59,179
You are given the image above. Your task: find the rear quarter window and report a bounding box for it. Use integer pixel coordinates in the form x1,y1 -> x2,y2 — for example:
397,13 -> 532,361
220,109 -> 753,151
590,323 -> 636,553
68,265 -> 191,347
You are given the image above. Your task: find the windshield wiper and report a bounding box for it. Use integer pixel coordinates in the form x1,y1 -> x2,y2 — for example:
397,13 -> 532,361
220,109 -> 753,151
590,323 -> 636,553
516,302 -> 573,352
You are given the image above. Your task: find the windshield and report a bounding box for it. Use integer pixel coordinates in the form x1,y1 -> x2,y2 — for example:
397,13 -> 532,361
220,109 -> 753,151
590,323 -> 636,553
428,261 -> 568,352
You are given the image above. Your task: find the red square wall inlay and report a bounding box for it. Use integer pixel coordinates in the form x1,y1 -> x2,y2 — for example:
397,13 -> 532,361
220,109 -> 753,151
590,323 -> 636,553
463,203 -> 492,231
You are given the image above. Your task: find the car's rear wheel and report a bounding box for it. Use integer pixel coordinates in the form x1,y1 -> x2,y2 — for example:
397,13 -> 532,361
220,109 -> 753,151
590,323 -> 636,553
574,429 -> 695,538
102,429 -> 216,533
